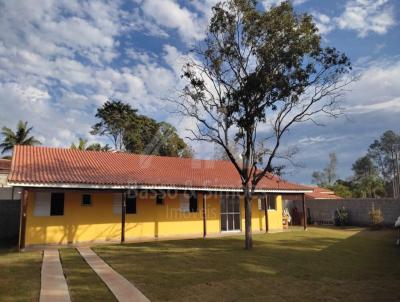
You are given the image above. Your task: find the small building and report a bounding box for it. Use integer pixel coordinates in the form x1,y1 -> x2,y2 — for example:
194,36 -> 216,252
8,146 -> 311,248
0,159 -> 11,187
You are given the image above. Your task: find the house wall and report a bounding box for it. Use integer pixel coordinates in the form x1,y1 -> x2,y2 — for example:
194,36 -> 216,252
248,194 -> 283,232
24,190 -> 283,246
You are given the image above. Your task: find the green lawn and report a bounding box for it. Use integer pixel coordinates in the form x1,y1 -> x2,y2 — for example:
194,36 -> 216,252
94,227 -> 400,302
59,248 -> 116,302
1,228 -> 399,301
0,244 -> 41,302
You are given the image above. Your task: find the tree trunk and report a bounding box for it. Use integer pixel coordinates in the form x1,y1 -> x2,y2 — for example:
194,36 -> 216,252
243,185 -> 253,250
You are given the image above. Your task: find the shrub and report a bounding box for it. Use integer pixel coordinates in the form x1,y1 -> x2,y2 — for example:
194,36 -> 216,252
369,207 -> 384,229
334,207 -> 349,226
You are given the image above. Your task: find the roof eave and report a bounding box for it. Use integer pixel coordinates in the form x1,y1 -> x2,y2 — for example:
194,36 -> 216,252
7,181 -> 313,193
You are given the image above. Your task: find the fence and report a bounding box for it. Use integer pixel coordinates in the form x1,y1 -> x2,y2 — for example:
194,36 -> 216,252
284,198 -> 400,226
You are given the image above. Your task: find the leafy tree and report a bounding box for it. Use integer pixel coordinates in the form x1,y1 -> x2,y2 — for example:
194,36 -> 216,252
327,179 -> 353,198
176,0 -> 352,249
312,152 -> 337,186
329,182 -> 353,198
71,138 -> 110,151
91,100 -> 138,151
368,130 -> 400,197
92,100 -> 192,157
70,138 -> 88,150
86,143 -> 112,152
0,120 -> 41,154
352,156 -> 385,198
153,122 -> 193,158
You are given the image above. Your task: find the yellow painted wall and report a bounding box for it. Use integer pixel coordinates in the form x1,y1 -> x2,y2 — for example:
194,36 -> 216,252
25,190 -> 283,246
240,195 -> 283,233
125,192 -> 219,239
26,191 -> 121,245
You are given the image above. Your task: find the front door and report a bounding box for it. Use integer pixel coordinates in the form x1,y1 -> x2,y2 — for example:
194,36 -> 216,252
220,195 -> 241,232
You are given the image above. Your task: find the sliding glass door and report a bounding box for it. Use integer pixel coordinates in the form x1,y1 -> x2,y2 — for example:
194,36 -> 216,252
220,194 -> 241,232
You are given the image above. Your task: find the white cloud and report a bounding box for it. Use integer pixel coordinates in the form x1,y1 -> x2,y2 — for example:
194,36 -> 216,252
0,0 -> 187,150
141,0 -> 207,43
262,0 -> 308,10
345,58 -> 400,109
313,12 -> 335,35
336,0 -> 395,37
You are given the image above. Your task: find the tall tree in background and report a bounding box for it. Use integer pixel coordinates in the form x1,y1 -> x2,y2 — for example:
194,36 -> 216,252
92,100 -> 192,157
368,130 -> 400,198
70,138 -> 89,150
0,120 -> 41,154
91,100 -> 138,151
176,1 -> 352,249
312,152 -> 337,186
352,156 -> 384,198
70,138 -> 111,151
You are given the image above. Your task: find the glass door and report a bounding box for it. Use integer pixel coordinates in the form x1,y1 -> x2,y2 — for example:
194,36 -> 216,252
220,194 -> 241,232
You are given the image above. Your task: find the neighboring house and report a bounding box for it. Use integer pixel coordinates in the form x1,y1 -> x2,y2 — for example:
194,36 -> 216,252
8,145 -> 311,248
0,159 -> 11,187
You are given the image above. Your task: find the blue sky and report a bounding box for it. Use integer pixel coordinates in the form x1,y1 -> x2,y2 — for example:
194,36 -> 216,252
0,0 -> 399,184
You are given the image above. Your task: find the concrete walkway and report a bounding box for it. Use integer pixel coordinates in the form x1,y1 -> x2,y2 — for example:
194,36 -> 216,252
40,249 -> 71,302
78,247 -> 150,302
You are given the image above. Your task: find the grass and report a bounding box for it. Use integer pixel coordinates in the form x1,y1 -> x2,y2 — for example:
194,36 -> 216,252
94,227 -> 400,302
0,243 -> 42,302
60,248 -> 116,302
0,228 -> 399,301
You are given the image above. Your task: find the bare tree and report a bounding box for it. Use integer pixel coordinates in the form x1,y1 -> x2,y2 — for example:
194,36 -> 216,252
175,0 -> 353,249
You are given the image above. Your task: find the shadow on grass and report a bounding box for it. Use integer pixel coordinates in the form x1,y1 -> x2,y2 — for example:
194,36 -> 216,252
94,227 -> 400,302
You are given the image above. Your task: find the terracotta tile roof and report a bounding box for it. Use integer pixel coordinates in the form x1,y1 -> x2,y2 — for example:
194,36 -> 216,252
306,187 -> 342,200
8,145 -> 311,191
0,159 -> 11,172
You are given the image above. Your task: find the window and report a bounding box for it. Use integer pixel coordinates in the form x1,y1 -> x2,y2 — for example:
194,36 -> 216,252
126,192 -> 136,214
82,194 -> 92,206
258,195 -> 267,211
156,193 -> 164,205
267,194 -> 277,210
180,193 -> 190,212
50,193 -> 64,216
189,193 -> 198,212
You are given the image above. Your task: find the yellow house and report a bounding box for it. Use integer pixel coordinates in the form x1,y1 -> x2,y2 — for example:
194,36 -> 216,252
8,146 -> 310,248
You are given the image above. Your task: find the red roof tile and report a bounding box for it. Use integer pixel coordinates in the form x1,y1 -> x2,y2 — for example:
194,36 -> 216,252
306,187 -> 342,200
8,146 -> 310,191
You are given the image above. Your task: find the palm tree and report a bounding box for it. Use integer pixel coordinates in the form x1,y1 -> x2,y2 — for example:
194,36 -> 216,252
0,121 -> 41,154
70,138 -> 88,150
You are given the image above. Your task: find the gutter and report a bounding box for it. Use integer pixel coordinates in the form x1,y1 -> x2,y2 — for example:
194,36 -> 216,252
7,181 -> 313,194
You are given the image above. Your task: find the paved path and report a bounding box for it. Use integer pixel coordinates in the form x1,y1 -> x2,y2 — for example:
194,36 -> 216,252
40,249 -> 71,302
78,247 -> 150,302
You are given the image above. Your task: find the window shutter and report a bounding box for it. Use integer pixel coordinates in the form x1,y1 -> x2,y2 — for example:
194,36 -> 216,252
113,193 -> 122,215
268,194 -> 277,210
34,192 -> 51,216
180,194 -> 190,212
